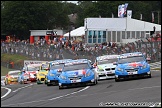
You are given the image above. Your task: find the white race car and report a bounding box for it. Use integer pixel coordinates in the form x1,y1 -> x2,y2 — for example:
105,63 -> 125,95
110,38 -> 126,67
94,55 -> 119,80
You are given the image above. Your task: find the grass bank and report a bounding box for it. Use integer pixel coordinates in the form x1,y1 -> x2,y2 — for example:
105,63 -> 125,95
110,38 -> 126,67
1,53 -> 32,76
1,66 -> 16,76
1,53 -> 30,64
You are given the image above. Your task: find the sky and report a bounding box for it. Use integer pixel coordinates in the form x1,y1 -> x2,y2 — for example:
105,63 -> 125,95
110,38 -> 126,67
66,1 -> 78,4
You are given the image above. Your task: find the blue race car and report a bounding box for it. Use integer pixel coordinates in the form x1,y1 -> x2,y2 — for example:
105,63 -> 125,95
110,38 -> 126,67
46,59 -> 72,86
58,59 -> 98,89
114,52 -> 151,82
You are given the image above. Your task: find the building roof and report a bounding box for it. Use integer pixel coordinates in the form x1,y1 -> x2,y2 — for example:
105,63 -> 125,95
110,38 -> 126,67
85,17 -> 161,31
63,26 -> 85,37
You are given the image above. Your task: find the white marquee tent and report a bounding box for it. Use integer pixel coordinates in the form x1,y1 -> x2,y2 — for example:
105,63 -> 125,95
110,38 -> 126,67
63,26 -> 85,37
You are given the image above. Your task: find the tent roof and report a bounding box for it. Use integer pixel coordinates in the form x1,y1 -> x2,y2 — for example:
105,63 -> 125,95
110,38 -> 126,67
64,26 -> 85,37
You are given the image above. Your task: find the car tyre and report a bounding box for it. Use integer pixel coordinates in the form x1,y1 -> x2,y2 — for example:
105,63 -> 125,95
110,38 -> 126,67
47,83 -> 51,86
5,79 -> 8,85
59,85 -> 64,89
115,77 -> 120,82
148,73 -> 152,78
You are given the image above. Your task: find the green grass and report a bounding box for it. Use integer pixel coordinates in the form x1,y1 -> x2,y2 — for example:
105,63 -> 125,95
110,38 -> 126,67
1,53 -> 31,64
1,66 -> 16,76
1,53 -> 32,76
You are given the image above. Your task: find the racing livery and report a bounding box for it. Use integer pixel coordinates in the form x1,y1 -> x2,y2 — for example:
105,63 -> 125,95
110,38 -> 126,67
115,52 -> 151,82
58,59 -> 98,89
46,59 -> 72,86
18,64 -> 41,84
5,70 -> 21,85
36,62 -> 50,84
94,55 -> 119,80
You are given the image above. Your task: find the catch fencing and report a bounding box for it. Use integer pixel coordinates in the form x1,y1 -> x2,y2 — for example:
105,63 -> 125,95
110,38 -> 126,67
1,39 -> 161,70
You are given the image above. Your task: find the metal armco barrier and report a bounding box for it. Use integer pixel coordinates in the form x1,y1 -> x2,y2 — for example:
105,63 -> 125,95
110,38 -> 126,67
1,39 -> 161,70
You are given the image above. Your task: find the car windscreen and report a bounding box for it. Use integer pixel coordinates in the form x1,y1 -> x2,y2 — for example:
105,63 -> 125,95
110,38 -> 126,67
118,56 -> 144,64
63,63 -> 90,71
27,66 -> 39,71
41,64 -> 49,70
50,64 -> 64,70
98,58 -> 118,65
8,72 -> 20,76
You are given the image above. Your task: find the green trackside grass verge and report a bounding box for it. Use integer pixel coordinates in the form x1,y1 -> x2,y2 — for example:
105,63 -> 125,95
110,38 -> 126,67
1,53 -> 31,64
1,66 -> 16,76
1,53 -> 32,76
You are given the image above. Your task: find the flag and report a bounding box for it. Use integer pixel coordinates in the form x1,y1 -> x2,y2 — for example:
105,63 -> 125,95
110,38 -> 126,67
118,5 -> 122,17
124,3 -> 128,15
99,15 -> 101,18
140,14 -> 142,20
152,12 -> 154,22
121,4 -> 125,18
127,10 -> 132,18
112,13 -> 114,18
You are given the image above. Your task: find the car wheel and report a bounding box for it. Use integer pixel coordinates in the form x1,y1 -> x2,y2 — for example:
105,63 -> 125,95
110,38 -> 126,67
115,77 -> 120,82
5,79 -> 8,85
59,85 -> 64,89
148,73 -> 152,78
47,83 -> 51,86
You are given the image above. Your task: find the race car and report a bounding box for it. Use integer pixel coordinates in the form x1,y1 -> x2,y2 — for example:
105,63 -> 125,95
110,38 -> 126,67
45,59 -> 72,86
114,52 -> 151,82
58,59 -> 98,89
5,70 -> 21,85
18,64 -> 41,84
94,55 -> 119,80
36,62 -> 50,84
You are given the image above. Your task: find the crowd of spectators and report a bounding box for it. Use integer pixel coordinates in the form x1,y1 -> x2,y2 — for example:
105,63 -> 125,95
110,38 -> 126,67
1,35 -> 161,67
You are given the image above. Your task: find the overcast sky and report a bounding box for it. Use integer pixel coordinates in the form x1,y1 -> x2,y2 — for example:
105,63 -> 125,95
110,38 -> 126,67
66,1 -> 78,4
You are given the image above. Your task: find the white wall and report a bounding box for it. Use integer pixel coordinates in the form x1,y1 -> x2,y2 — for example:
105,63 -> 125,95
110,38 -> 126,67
30,30 -> 64,36
121,39 -> 141,44
127,18 -> 161,31
86,18 -> 126,31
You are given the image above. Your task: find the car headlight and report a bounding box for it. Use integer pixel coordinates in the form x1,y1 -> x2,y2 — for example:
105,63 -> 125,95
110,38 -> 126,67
86,72 -> 91,77
142,64 -> 147,69
98,68 -> 104,72
117,68 -> 124,72
50,73 -> 55,76
60,75 -> 66,80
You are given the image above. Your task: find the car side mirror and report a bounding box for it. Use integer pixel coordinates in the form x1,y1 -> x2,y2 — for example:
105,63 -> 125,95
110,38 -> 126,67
113,62 -> 117,65
146,57 -> 151,61
57,69 -> 62,72
45,68 -> 49,71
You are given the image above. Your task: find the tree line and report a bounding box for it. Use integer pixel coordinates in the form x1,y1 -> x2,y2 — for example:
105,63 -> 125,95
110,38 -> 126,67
1,1 -> 161,40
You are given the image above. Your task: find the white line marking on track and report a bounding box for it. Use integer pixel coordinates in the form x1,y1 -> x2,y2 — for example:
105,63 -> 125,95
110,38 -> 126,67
12,84 -> 33,92
49,86 -> 89,100
1,87 -> 12,99
1,86 -> 90,107
2,85 -> 160,107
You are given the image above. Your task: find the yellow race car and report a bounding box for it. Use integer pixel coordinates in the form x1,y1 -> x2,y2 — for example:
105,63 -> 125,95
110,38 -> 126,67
36,62 -> 50,84
5,70 -> 21,85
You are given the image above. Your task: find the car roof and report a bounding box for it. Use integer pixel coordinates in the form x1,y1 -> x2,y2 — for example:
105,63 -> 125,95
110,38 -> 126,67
8,70 -> 21,74
96,55 -> 119,61
51,59 -> 72,64
27,64 -> 42,67
119,52 -> 143,57
65,59 -> 88,66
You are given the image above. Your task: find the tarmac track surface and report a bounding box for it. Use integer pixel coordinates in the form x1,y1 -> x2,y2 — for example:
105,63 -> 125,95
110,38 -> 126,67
1,70 -> 161,107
